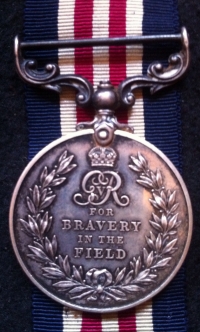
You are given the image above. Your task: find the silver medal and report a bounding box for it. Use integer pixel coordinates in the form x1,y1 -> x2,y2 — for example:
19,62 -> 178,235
10,28 -> 192,312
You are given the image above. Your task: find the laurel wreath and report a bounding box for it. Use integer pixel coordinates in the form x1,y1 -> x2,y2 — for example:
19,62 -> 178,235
20,151 -> 181,303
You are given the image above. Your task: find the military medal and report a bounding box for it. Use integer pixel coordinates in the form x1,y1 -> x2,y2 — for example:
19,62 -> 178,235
10,27 -> 192,313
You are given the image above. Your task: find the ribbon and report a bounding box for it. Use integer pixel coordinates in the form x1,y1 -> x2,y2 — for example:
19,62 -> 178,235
24,0 -> 187,331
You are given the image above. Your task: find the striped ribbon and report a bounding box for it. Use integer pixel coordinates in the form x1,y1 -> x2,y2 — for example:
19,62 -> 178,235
24,0 -> 187,331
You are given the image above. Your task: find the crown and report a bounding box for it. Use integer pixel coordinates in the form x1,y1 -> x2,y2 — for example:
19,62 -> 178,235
88,147 -> 117,167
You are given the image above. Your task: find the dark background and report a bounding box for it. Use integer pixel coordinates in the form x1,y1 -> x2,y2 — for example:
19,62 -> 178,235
0,0 -> 199,331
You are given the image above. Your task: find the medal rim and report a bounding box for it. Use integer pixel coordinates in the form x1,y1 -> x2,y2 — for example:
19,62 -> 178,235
9,129 -> 193,313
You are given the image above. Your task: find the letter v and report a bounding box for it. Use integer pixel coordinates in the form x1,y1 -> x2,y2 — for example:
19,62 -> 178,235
96,220 -> 106,230
96,186 -> 105,196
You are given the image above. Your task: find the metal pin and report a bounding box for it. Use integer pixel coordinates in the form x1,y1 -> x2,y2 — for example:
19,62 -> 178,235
20,33 -> 183,50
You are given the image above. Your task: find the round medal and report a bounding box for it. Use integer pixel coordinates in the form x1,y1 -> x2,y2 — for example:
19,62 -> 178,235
9,128 -> 192,313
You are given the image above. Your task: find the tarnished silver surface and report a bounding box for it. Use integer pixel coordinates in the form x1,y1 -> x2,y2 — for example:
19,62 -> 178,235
9,129 -> 192,313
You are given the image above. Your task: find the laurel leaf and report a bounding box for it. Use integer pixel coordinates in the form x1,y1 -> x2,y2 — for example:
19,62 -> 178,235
174,220 -> 182,228
136,269 -> 150,281
137,179 -> 153,189
27,196 -> 36,214
168,213 -> 178,230
166,189 -> 171,198
138,153 -> 148,168
109,288 -> 126,297
28,245 -> 48,261
150,231 -> 156,242
167,190 -> 175,206
169,203 -> 179,214
44,237 -> 54,260
152,213 -> 161,224
52,235 -> 57,255
143,248 -> 148,262
58,254 -> 63,267
57,155 -> 74,174
115,267 -> 120,278
153,193 -> 166,210
122,285 -> 143,293
40,212 -> 49,234
129,164 -> 142,172
59,150 -> 67,163
46,216 -> 53,232
153,257 -> 171,269
146,251 -> 154,268
69,286 -> 89,294
149,199 -> 160,210
73,265 -> 82,283
79,266 -> 83,278
162,239 -> 177,254
70,290 -> 94,300
149,220 -> 162,232
156,169 -> 163,187
32,185 -> 40,208
161,190 -> 167,203
62,255 -> 71,276
19,219 -> 33,236
115,267 -> 126,285
42,267 -> 65,279
170,249 -> 177,254
28,214 -> 35,223
40,166 -> 48,186
140,175 -> 153,183
40,195 -> 56,209
33,241 -> 44,250
27,253 -> 42,262
150,170 -> 156,183
48,262 -> 58,268
135,257 -> 141,277
28,215 -> 40,237
42,267 -> 63,276
53,280 -> 76,289
123,270 -> 134,285
130,261 -> 134,271
145,236 -> 155,250
40,188 -> 47,203
43,169 -> 56,187
168,230 -> 177,236
51,177 -> 66,187
139,278 -> 156,285
160,214 -> 168,232
59,163 -> 77,175
130,156 -> 143,169
156,234 -> 162,251
36,213 -> 42,226
42,273 -> 62,280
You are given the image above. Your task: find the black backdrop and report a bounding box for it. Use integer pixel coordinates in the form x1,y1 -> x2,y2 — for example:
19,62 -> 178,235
0,1 -> 199,331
